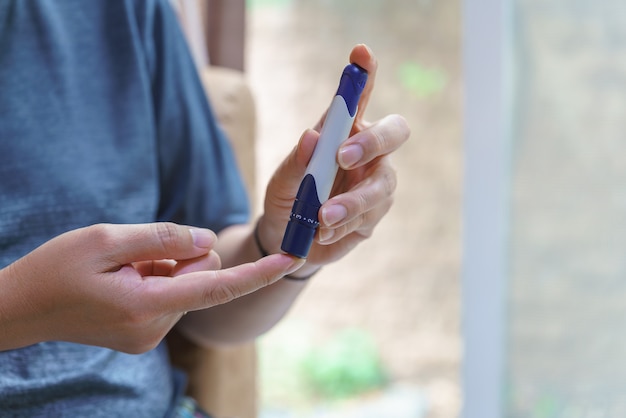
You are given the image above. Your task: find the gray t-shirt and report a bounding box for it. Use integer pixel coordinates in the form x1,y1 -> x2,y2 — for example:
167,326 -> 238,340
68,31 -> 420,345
0,0 -> 249,416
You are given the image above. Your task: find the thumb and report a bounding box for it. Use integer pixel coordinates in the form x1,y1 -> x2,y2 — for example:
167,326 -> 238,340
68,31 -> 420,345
87,223 -> 216,268
266,129 -> 319,208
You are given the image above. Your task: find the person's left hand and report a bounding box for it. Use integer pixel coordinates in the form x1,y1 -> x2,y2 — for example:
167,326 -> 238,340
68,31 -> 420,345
258,44 -> 410,276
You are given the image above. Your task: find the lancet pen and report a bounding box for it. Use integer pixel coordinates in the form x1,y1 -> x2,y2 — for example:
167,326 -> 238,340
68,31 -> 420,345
281,63 -> 368,258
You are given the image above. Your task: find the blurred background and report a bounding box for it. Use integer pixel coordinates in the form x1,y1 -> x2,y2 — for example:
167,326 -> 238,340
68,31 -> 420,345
245,1 -> 462,417
505,1 -> 626,416
463,0 -> 626,417
247,0 -> 626,416
179,0 -> 626,416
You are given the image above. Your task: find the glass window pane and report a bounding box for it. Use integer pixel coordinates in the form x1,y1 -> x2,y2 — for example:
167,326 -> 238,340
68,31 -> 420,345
507,1 -> 626,416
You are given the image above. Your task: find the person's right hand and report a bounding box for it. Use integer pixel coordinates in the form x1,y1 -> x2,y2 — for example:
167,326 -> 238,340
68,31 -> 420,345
0,223 -> 302,353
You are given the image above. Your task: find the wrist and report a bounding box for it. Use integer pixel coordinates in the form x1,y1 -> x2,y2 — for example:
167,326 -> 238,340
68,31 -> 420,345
0,261 -> 48,350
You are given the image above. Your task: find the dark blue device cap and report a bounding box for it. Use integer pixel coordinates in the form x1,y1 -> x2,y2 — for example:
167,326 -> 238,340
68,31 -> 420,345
336,63 -> 368,117
281,174 -> 321,258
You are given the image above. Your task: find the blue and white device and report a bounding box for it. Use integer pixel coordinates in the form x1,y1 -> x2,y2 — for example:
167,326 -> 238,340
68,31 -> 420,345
281,63 -> 368,258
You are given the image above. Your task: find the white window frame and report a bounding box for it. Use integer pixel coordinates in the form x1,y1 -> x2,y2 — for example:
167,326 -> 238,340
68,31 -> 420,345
461,0 -> 512,416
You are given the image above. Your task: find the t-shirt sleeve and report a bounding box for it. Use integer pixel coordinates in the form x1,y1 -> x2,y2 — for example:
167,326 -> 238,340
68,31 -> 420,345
140,0 -> 250,232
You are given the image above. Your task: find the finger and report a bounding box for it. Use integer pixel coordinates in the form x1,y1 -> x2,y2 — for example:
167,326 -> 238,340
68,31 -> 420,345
172,250 -> 222,276
150,254 -> 305,313
266,129 -> 319,209
88,223 -> 217,267
276,129 -> 319,189
338,114 -> 410,169
313,44 -> 377,133
319,157 -> 397,230
261,130 -> 320,255
318,196 -> 393,246
349,44 -> 378,130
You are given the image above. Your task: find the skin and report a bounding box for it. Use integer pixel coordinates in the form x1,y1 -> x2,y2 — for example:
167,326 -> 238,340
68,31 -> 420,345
0,44 -> 410,353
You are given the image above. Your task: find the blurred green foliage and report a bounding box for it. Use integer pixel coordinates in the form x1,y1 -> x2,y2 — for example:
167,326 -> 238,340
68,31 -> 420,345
299,328 -> 386,399
532,394 -> 562,418
398,62 -> 447,99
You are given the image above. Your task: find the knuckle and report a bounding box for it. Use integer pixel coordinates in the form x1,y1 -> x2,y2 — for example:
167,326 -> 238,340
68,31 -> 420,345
365,115 -> 410,156
83,224 -> 126,265
370,126 -> 388,155
257,267 -> 277,288
85,223 -> 117,249
152,222 -> 183,253
341,163 -> 396,227
203,283 -> 237,306
381,165 -> 398,197
354,190 -> 370,215
342,216 -> 364,239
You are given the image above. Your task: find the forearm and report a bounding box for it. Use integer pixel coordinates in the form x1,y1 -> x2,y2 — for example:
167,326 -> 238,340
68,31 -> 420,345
175,222 -> 310,346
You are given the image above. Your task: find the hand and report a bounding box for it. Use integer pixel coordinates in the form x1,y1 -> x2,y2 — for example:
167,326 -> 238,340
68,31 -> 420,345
0,223 -> 303,353
259,44 -> 410,273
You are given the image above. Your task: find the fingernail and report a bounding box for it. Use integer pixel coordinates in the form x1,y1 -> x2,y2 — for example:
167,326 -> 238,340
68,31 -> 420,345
322,205 -> 347,226
318,228 -> 335,243
285,257 -> 306,275
189,228 -> 216,248
338,144 -> 364,168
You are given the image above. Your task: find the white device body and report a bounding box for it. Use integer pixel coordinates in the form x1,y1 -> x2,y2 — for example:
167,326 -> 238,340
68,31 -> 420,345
305,95 -> 356,202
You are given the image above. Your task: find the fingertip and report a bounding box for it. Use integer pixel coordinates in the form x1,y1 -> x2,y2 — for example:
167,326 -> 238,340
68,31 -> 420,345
266,253 -> 306,275
348,45 -> 377,126
285,255 -> 307,275
189,228 -> 217,249
394,113 -> 412,140
269,130 -> 319,195
296,129 -> 319,167
349,44 -> 377,74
